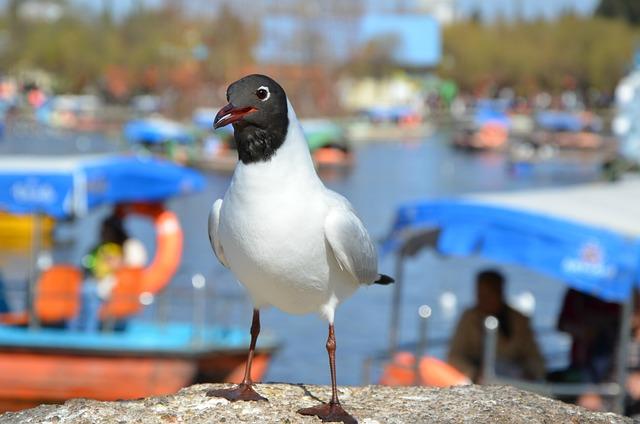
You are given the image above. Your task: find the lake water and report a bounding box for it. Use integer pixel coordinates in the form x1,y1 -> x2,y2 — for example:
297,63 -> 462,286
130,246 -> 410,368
0,119 -> 605,386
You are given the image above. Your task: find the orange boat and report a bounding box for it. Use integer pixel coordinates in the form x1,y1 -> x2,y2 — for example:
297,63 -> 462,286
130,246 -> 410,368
0,155 -> 279,412
0,321 -> 276,411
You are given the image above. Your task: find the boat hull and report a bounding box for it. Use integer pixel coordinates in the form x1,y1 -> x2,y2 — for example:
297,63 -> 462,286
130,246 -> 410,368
0,348 -> 272,412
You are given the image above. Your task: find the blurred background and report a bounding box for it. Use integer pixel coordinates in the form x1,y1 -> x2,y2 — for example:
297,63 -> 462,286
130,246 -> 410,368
2,0 -> 640,418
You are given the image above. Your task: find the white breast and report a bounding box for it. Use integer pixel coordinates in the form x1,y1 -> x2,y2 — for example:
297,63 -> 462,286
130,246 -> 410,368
218,107 -> 357,315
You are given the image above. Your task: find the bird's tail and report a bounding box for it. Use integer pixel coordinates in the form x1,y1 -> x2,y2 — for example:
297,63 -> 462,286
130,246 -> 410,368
373,274 -> 395,285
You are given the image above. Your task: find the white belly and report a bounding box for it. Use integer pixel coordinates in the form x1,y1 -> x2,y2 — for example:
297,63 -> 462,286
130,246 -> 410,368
219,187 -> 357,315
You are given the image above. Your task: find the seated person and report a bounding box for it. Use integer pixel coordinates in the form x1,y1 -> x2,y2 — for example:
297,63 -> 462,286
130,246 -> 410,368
69,213 -> 130,331
447,269 -> 546,382
554,288 -> 622,411
557,288 -> 620,384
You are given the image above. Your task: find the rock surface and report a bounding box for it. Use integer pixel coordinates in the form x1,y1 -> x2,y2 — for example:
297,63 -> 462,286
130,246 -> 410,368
0,383 -> 631,424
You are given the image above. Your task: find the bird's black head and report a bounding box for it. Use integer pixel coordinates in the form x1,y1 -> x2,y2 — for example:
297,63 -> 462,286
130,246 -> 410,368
214,74 -> 289,164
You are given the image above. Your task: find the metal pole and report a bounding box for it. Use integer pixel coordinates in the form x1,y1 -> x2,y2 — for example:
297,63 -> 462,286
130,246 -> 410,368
414,305 -> 432,385
27,213 -> 42,329
482,316 -> 499,384
361,357 -> 373,386
613,293 -> 633,415
191,273 -> 206,345
389,252 -> 404,355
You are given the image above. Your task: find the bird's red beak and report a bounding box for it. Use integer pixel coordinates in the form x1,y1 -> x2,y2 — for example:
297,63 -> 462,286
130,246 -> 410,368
213,103 -> 257,129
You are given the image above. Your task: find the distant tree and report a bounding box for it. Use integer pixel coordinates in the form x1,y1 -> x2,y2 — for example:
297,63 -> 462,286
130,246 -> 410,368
595,0 -> 640,25
201,4 -> 259,83
468,8 -> 482,24
439,16 -> 636,96
344,34 -> 400,78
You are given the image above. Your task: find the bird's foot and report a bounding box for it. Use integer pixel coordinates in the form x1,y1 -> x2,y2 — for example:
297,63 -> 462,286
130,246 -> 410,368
297,401 -> 357,423
206,383 -> 268,402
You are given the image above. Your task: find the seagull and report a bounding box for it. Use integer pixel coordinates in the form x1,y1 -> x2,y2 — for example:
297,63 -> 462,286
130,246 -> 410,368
207,74 -> 393,423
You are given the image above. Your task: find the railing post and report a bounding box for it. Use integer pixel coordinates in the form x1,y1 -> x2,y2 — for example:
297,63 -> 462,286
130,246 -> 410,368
482,315 -> 499,384
191,273 -> 206,345
414,305 -> 431,385
27,213 -> 43,329
613,292 -> 633,415
389,252 -> 404,355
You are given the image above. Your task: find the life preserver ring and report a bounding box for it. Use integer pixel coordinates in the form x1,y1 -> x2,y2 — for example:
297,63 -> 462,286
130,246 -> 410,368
379,351 -> 471,388
115,203 -> 183,294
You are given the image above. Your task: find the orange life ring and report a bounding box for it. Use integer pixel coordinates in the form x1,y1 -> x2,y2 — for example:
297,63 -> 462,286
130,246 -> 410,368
379,351 -> 471,388
115,203 -> 183,294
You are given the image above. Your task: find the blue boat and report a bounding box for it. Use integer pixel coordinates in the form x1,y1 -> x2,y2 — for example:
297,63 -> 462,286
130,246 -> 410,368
0,154 -> 278,411
453,99 -> 511,150
124,117 -> 195,145
382,179 -> 640,414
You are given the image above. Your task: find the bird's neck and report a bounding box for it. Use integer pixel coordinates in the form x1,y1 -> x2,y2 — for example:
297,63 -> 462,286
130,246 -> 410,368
234,120 -> 288,164
232,112 -> 321,190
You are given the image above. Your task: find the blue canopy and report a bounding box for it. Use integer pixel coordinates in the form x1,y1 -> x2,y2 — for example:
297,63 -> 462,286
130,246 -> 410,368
474,99 -> 510,128
384,179 -> 640,303
535,111 -> 602,133
124,117 -> 194,144
0,155 -> 205,218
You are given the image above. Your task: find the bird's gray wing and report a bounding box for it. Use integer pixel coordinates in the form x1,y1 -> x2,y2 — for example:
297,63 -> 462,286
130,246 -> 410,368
324,205 -> 379,285
208,199 -> 229,268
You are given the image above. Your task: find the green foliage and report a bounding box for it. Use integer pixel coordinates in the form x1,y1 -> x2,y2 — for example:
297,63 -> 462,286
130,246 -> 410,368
596,0 -> 640,25
439,16 -> 636,95
1,3 -> 258,95
3,2 -> 636,99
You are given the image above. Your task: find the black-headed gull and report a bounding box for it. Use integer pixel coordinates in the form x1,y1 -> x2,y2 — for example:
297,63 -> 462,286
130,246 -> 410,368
207,74 -> 393,423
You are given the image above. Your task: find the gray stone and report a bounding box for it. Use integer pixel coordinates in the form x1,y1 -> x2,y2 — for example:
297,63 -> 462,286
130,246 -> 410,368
0,383 -> 631,424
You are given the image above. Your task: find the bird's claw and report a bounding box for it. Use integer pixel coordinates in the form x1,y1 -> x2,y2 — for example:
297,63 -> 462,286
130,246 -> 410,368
206,383 -> 268,402
297,401 -> 357,423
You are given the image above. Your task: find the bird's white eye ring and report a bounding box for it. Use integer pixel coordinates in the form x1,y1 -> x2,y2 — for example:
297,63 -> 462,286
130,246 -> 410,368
256,86 -> 270,101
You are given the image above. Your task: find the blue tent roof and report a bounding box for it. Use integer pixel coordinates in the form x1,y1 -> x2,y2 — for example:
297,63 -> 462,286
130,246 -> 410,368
384,180 -> 640,302
124,117 -> 194,144
0,155 -> 205,218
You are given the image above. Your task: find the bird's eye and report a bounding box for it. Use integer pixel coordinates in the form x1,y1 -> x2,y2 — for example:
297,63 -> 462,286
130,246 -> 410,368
256,86 -> 270,101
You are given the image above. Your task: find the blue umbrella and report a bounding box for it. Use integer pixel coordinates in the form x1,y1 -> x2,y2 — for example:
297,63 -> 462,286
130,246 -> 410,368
124,117 -> 195,144
0,154 -> 205,218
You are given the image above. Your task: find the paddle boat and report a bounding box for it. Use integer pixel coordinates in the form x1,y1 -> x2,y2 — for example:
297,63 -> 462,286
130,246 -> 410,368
452,99 -> 511,151
35,95 -> 103,132
123,117 -> 196,164
0,154 -> 279,411
301,119 -> 354,172
0,212 -> 54,252
346,105 -> 433,143
374,178 -> 640,415
529,110 -> 609,150
508,110 -> 617,176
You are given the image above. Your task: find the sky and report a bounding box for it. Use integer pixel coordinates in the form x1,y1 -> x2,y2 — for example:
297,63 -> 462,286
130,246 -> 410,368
454,0 -> 599,21
9,0 -> 600,22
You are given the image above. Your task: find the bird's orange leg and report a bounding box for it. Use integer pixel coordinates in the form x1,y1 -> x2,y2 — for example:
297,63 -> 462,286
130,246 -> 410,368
297,323 -> 356,423
207,309 -> 267,401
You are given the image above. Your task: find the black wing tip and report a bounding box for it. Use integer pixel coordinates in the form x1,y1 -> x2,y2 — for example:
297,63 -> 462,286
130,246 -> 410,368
374,274 -> 395,285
